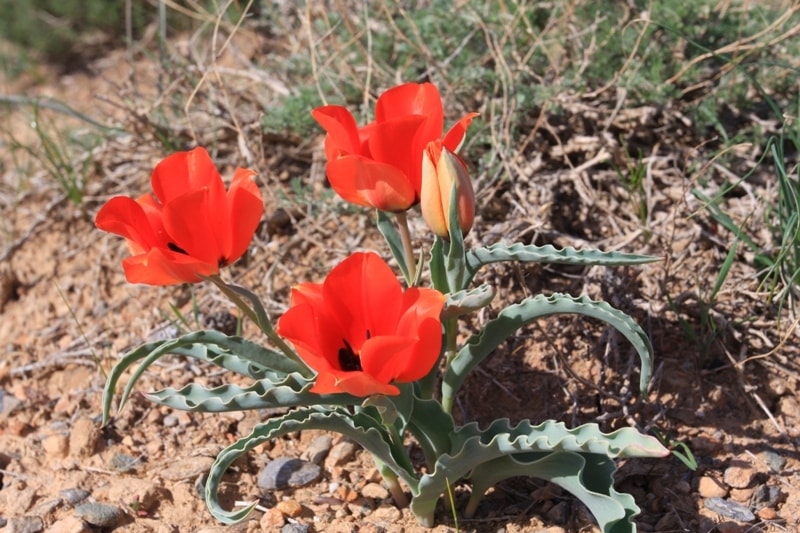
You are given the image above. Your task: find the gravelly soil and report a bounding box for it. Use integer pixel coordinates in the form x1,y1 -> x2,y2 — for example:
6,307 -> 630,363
1,28 -> 799,533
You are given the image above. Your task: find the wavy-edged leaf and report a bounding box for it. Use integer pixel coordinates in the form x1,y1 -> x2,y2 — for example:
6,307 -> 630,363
410,419 -> 668,530
465,243 -> 658,286
145,371 -> 363,412
443,283 -> 496,319
102,330 -> 302,423
442,294 -> 654,411
206,407 -> 418,524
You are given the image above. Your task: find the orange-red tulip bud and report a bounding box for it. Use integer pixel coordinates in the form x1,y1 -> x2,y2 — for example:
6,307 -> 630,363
421,140 -> 475,239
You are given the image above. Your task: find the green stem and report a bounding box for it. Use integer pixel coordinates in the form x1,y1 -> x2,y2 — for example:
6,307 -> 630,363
379,463 -> 409,508
395,211 -> 417,285
206,275 -> 312,377
441,317 -> 459,414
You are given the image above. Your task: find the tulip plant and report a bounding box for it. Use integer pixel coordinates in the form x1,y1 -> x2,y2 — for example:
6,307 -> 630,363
99,82 -> 668,532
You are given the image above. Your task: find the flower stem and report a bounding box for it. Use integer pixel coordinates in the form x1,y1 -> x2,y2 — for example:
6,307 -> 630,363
379,464 -> 409,508
441,317 -> 459,414
206,275 -> 311,377
394,211 -> 417,285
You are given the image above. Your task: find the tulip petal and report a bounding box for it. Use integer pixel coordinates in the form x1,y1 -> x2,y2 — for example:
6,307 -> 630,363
443,112 -> 480,153
95,196 -> 163,252
226,168 -> 264,262
322,252 -> 402,344
310,371 -> 399,397
122,248 -> 216,285
311,106 -> 363,157
161,188 -> 223,265
375,83 -> 444,141
151,147 -> 224,204
367,115 -> 429,193
326,156 -> 416,212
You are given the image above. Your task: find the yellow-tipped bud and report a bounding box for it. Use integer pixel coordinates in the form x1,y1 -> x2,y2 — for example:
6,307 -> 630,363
420,140 -> 475,239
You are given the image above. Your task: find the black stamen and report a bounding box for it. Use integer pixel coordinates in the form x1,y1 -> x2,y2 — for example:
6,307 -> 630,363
338,339 -> 362,372
167,242 -> 188,255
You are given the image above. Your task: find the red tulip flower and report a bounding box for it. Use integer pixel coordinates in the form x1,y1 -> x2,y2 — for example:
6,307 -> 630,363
276,252 -> 445,397
95,147 -> 263,285
311,82 -> 478,212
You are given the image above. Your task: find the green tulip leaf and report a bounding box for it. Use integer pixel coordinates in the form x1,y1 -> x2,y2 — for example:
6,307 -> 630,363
442,293 -> 655,410
206,407 -> 418,524
102,330 -> 303,424
410,419 -> 668,531
443,283 -> 496,319
465,243 -> 658,286
145,371 -> 363,412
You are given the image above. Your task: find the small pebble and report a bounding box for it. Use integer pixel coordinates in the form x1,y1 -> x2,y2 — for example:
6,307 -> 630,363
704,497 -> 755,522
163,414 -> 179,427
302,435 -> 333,465
68,417 -> 100,457
74,503 -> 124,527
697,476 -> 728,498
760,450 -> 786,473
326,441 -> 358,467
361,482 -> 389,500
750,484 -> 781,508
757,507 -> 778,520
6,516 -> 44,533
109,453 -> 140,472
258,457 -> 322,490
371,506 -> 402,522
723,462 -> 756,489
281,524 -> 309,533
276,500 -> 303,517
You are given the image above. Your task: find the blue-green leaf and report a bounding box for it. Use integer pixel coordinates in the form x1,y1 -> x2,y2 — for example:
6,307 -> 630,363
442,294 -> 655,410
205,407 -> 418,524
410,419 -> 668,531
102,330 -> 303,423
145,371 -> 362,412
465,243 -> 658,286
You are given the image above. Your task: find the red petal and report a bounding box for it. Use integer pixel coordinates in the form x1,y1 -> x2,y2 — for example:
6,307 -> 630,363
121,248 -> 217,285
443,112 -> 480,153
95,196 -> 162,251
326,156 -> 415,211
225,168 -> 263,262
310,371 -> 399,396
367,115 -> 428,193
312,106 -> 362,156
322,252 -> 402,346
162,188 -> 222,265
151,147 -> 224,204
375,83 -> 444,133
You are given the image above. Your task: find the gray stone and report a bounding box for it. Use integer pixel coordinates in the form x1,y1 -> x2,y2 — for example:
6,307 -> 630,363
258,457 -> 322,490
704,497 -> 755,522
326,441 -> 358,467
60,488 -> 90,506
74,503 -> 124,527
302,435 -> 333,465
281,525 -> 310,533
761,450 -> 786,473
6,517 -> 43,533
751,484 -> 781,508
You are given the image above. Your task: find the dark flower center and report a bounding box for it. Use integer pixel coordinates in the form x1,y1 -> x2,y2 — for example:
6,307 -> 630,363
338,339 -> 362,372
167,242 -> 188,255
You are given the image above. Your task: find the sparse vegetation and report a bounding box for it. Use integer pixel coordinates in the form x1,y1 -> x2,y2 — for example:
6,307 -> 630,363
1,1 -> 800,531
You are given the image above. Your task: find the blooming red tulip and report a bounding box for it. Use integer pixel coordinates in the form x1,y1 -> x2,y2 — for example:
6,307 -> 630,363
421,139 -> 475,239
95,147 -> 263,285
311,82 -> 477,212
276,252 -> 445,397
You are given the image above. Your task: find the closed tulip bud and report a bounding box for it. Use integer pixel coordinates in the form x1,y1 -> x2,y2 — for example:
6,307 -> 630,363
421,140 -> 475,239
